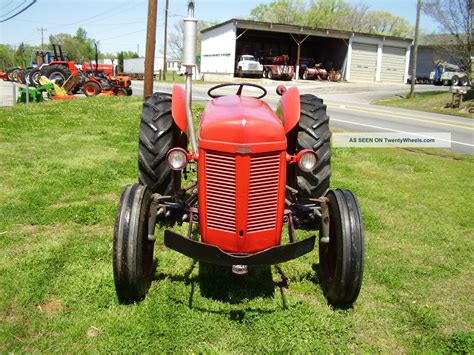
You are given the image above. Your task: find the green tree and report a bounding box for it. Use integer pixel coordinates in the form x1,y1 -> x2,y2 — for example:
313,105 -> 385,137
0,44 -> 16,70
249,0 -> 413,37
117,51 -> 139,72
250,0 -> 306,24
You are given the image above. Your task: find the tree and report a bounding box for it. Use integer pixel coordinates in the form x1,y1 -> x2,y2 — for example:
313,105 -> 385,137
248,0 -> 413,37
49,27 -> 97,63
168,20 -> 218,60
422,0 -> 473,81
15,43 -> 30,67
117,51 -> 139,72
0,44 -> 15,70
250,0 -> 306,24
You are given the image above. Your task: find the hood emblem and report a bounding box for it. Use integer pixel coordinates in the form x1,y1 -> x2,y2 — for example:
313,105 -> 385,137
241,118 -> 247,127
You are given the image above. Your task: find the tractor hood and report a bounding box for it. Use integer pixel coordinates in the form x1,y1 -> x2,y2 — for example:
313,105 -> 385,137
199,95 -> 286,154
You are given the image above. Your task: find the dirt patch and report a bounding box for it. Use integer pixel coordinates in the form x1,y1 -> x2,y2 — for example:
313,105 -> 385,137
50,192 -> 118,209
86,326 -> 100,338
38,298 -> 65,317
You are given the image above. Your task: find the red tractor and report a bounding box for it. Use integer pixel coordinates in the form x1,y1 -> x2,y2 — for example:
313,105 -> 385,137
113,1 -> 364,307
81,45 -> 132,96
262,55 -> 295,81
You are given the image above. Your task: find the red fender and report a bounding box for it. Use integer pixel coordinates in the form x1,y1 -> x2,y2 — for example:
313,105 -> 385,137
277,86 -> 301,134
171,85 -> 188,135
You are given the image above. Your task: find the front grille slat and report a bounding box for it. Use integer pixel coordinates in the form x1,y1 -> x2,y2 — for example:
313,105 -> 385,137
247,152 -> 281,233
205,151 -> 236,232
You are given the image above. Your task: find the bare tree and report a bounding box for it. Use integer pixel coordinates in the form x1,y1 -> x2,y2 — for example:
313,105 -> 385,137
168,20 -> 217,60
422,0 -> 473,81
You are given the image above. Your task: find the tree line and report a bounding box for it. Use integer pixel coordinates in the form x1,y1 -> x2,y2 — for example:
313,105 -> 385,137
0,27 -> 138,71
249,0 -> 413,37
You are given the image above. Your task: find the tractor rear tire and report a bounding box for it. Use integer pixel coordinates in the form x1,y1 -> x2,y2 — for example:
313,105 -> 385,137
83,81 -> 100,96
138,92 -> 187,194
319,189 -> 364,307
43,64 -> 71,85
113,183 -> 155,303
288,94 -> 331,201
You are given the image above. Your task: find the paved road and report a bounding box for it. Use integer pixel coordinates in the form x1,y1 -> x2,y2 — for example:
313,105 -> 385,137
132,80 -> 473,155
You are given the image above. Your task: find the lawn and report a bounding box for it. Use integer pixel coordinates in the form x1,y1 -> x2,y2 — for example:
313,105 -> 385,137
0,97 -> 473,352
374,90 -> 474,118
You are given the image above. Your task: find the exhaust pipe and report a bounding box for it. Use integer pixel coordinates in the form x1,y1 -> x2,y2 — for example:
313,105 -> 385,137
183,0 -> 198,154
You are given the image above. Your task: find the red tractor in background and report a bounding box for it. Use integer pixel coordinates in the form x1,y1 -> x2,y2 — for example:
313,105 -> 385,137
113,0 -> 364,307
81,44 -> 132,96
262,55 -> 295,80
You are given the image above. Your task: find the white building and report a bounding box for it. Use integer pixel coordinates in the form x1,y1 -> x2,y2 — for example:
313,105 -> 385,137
201,19 -> 412,83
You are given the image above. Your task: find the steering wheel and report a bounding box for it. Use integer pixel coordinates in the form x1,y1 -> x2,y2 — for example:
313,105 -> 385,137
207,83 -> 267,99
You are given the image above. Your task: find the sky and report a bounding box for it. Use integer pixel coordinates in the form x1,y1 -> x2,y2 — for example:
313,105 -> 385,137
1,0 -> 440,56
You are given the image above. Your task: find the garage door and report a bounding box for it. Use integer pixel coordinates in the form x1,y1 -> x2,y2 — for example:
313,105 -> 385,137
381,46 -> 406,83
350,43 -> 377,82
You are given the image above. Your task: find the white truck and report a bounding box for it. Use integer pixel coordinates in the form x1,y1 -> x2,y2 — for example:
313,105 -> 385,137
430,62 -> 469,86
235,55 -> 263,78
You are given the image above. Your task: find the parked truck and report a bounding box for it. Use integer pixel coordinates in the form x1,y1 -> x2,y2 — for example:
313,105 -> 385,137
262,55 -> 294,81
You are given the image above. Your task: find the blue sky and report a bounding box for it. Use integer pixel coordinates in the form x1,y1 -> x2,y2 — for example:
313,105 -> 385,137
1,0 -> 438,55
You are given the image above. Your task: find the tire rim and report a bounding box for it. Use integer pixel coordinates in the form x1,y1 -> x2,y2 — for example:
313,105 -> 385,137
85,85 -> 96,95
50,72 -> 65,83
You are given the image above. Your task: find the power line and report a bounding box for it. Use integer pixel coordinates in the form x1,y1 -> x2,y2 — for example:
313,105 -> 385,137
0,0 -> 15,11
1,0 -> 26,17
0,0 -> 37,23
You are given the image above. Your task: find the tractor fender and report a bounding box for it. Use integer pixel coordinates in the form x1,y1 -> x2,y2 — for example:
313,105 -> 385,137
277,86 -> 301,134
171,85 -> 188,135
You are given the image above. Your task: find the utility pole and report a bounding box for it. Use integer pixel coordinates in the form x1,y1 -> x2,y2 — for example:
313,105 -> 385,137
144,0 -> 158,99
38,27 -> 47,50
137,44 -> 139,56
409,0 -> 421,98
162,0 -> 169,81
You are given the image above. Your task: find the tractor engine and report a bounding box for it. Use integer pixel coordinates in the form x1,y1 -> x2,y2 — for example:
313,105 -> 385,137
197,96 -> 287,253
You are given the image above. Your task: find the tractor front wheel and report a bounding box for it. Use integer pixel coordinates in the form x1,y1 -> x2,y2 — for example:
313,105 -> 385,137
113,183 -> 155,303
319,189 -> 364,307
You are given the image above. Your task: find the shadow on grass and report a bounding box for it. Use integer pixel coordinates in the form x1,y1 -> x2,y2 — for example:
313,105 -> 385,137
151,259 -> 325,318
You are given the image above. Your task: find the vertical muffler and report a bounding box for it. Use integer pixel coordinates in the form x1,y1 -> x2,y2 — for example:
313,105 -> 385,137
183,0 -> 198,154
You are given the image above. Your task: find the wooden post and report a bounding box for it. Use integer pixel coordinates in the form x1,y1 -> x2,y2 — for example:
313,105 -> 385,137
296,43 -> 301,80
409,0 -> 422,98
144,0 -> 158,100
162,0 -> 169,81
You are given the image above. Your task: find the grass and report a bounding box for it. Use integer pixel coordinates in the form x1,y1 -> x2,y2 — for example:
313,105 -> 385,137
374,90 -> 474,118
1,97 -> 473,352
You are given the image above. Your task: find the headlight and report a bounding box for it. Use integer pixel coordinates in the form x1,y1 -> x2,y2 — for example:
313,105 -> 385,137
167,148 -> 189,170
296,149 -> 318,172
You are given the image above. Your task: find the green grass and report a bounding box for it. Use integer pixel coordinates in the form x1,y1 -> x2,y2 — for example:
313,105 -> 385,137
374,90 -> 474,118
1,98 -> 473,352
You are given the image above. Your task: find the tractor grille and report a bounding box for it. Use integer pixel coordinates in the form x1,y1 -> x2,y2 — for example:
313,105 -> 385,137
204,151 -> 236,232
247,153 -> 281,233
248,63 -> 259,70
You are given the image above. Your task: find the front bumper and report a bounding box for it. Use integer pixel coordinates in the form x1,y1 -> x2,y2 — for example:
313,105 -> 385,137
164,230 -> 315,266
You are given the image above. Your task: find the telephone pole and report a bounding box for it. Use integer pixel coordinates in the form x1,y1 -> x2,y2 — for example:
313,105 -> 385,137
144,0 -> 158,99
409,0 -> 422,98
162,0 -> 169,81
38,27 -> 47,50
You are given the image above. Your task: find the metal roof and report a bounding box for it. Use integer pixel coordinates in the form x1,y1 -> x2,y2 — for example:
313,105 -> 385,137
201,18 -> 412,43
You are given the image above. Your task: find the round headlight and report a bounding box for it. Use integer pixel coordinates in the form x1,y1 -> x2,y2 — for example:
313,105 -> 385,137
297,150 -> 317,172
167,148 -> 188,170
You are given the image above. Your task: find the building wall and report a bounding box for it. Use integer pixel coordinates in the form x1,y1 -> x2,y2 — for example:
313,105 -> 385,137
201,22 -> 237,77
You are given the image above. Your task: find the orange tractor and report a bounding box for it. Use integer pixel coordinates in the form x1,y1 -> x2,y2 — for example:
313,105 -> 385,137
81,45 -> 132,96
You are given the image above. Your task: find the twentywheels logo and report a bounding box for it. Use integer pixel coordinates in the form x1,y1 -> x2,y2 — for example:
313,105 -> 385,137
332,132 -> 452,148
